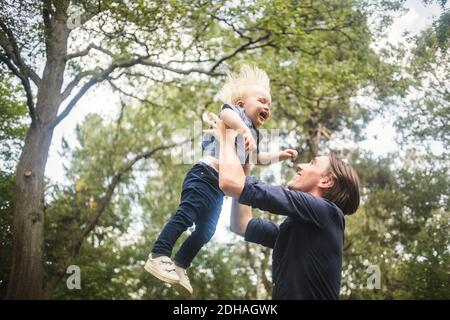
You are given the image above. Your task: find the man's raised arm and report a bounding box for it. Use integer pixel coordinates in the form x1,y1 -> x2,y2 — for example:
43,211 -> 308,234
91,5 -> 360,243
215,118 -> 246,198
229,163 -> 253,237
204,113 -> 251,235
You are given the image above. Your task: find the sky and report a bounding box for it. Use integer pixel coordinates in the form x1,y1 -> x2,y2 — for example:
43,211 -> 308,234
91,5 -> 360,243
43,0 -> 445,244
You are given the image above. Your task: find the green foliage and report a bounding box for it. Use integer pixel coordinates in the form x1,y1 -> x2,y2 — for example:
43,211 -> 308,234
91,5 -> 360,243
338,6 -> 449,299
0,75 -> 28,170
41,1 -> 450,300
1,0 -> 448,300
209,0 -> 406,158
0,171 -> 14,298
0,75 -> 28,298
341,152 -> 449,299
393,210 -> 449,299
396,11 -> 449,156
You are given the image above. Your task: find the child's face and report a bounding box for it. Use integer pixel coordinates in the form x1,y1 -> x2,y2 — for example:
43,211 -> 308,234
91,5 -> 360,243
239,85 -> 272,128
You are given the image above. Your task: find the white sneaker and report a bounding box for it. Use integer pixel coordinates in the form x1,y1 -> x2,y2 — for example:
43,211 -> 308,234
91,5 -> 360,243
144,255 -> 180,284
175,265 -> 193,295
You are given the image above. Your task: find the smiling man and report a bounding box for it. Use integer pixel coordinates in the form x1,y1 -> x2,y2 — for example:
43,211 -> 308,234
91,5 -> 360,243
206,114 -> 360,300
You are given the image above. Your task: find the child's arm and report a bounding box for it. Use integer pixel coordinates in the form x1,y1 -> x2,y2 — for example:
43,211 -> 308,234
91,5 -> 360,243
244,161 -> 251,175
219,108 -> 248,133
220,108 -> 256,151
257,149 -> 298,165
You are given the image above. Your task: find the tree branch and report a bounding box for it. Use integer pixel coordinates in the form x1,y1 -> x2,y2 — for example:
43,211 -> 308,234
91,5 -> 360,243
209,13 -> 253,42
78,0 -> 110,27
139,59 -> 225,76
82,137 -> 197,247
53,56 -> 151,128
66,43 -> 116,60
55,55 -> 221,128
61,69 -> 98,100
0,51 -> 36,122
65,44 -> 95,60
0,20 -> 41,87
209,34 -> 271,73
56,33 -> 272,129
44,138 -> 194,296
260,247 -> 272,295
107,78 -> 165,107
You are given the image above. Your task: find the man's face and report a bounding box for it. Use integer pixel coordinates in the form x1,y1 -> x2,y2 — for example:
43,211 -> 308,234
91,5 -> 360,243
287,156 -> 331,192
240,85 -> 271,128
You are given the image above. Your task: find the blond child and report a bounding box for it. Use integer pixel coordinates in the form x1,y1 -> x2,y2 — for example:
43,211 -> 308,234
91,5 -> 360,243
144,65 -> 297,294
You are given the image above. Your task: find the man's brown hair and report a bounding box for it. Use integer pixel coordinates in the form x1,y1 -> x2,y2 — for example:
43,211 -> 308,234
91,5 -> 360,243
322,154 -> 361,215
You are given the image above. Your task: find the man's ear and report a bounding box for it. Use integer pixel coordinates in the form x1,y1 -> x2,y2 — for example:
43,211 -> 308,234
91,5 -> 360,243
318,175 -> 334,189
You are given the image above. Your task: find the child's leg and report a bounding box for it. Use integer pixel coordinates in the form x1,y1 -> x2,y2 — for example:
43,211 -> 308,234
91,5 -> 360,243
151,163 -> 221,258
174,197 -> 223,269
150,192 -> 198,257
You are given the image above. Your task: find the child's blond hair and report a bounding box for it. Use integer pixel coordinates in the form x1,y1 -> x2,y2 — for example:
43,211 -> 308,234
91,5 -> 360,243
217,64 -> 270,105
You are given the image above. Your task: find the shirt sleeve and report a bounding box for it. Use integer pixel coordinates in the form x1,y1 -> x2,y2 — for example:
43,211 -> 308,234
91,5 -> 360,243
238,176 -> 333,228
221,103 -> 246,119
221,104 -> 249,164
244,217 -> 279,249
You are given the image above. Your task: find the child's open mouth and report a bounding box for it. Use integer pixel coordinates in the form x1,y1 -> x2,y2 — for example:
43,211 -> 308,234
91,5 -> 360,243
259,111 -> 269,122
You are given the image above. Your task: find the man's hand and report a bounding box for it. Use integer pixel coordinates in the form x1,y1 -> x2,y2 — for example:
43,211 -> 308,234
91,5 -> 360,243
279,149 -> 298,161
241,130 -> 257,152
204,112 -> 245,197
204,113 -> 237,143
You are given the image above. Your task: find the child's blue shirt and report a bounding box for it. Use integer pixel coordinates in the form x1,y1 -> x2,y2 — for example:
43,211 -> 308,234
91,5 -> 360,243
202,103 -> 260,165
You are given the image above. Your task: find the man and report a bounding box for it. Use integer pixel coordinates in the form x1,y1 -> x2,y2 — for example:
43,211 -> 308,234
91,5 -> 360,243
205,114 -> 360,300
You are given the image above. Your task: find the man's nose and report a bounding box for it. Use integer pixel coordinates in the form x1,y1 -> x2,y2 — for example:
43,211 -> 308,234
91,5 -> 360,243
297,163 -> 305,171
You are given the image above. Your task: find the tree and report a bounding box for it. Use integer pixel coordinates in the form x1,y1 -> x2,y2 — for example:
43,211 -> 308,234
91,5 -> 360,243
339,3 -> 450,298
0,74 -> 28,297
0,73 -> 28,169
0,0 -> 412,299
227,0 -> 404,158
0,0 -> 274,299
41,81 -> 254,298
396,14 -> 449,158
341,151 -> 449,299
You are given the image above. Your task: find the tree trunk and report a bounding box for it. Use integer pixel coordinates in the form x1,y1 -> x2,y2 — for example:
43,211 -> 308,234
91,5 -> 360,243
305,120 -> 320,158
6,124 -> 54,299
6,11 -> 68,298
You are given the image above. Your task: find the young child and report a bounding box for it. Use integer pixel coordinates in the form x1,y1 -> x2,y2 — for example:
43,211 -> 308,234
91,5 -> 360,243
144,64 -> 297,294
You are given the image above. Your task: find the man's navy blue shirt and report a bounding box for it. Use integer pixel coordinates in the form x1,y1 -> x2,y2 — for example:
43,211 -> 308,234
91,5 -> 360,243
239,176 -> 345,300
